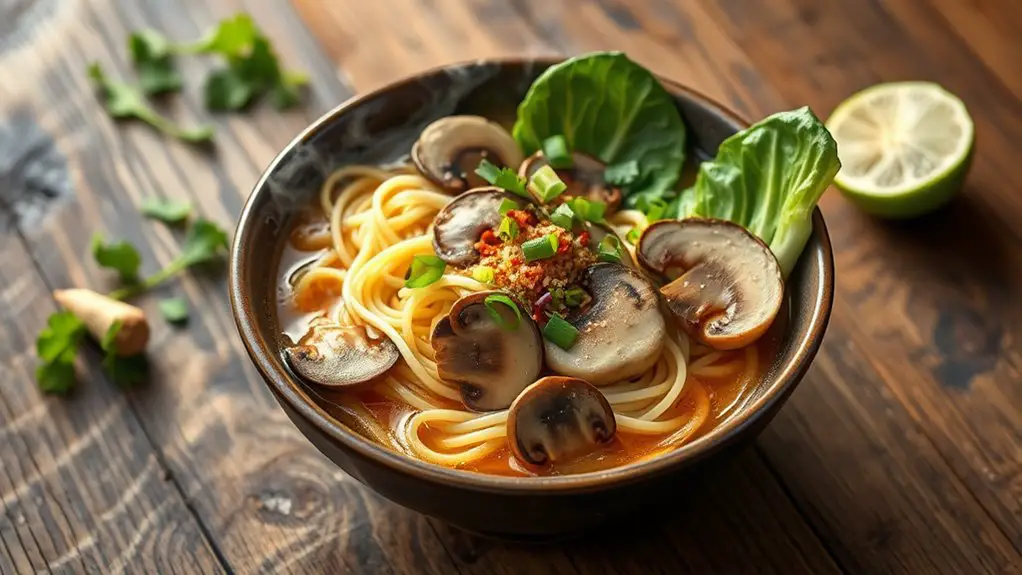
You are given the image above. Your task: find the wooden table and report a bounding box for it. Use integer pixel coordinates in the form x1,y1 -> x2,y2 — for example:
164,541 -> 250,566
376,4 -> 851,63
1,0 -> 1019,573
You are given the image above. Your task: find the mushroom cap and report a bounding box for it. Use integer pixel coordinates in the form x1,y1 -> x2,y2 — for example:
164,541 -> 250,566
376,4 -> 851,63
637,218 -> 784,350
431,291 -> 544,411
506,376 -> 616,466
412,115 -> 524,194
518,151 -> 622,214
284,322 -> 399,387
543,263 -> 666,385
432,187 -> 529,267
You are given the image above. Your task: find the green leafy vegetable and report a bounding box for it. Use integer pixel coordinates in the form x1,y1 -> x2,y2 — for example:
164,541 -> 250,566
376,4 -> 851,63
405,255 -> 446,288
91,233 -> 142,282
604,160 -> 640,186
597,234 -> 623,263
158,297 -> 189,323
513,52 -> 686,207
675,106 -> 840,275
543,314 -> 579,350
475,159 -> 528,197
542,135 -> 572,169
497,216 -> 520,241
529,165 -> 567,202
128,30 -> 183,95
550,203 -> 575,230
36,312 -> 86,395
484,294 -> 522,331
522,234 -> 559,262
141,198 -> 192,224
87,63 -> 214,143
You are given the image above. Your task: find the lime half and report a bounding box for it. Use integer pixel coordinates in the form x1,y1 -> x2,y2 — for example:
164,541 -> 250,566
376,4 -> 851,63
826,82 -> 974,218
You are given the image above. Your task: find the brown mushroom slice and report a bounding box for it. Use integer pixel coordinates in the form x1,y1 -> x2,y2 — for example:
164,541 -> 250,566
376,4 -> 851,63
431,291 -> 543,411
284,323 -> 399,387
637,219 -> 784,350
506,376 -> 616,466
519,151 -> 622,214
432,187 -> 528,266
543,263 -> 666,386
412,115 -> 524,193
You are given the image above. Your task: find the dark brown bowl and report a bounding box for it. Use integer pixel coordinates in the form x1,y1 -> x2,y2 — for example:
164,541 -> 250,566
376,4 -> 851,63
229,57 -> 834,539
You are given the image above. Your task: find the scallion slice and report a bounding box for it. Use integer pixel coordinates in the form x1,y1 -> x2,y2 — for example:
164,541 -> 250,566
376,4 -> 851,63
563,287 -> 585,307
625,227 -> 641,245
498,198 -> 518,215
484,293 -> 521,331
522,233 -> 559,262
497,216 -> 520,242
597,234 -> 623,263
475,159 -> 528,197
542,135 -> 572,169
472,266 -> 495,283
638,197 -> 668,221
529,165 -> 568,203
550,203 -> 575,230
543,313 -> 579,350
569,197 -> 606,223
405,254 -> 446,288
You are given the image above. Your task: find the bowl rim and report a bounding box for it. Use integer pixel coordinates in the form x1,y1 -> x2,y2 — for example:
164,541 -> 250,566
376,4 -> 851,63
229,56 -> 835,494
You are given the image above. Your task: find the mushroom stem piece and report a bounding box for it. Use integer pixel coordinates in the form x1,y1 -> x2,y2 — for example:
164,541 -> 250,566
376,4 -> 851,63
53,288 -> 149,356
507,376 -> 616,466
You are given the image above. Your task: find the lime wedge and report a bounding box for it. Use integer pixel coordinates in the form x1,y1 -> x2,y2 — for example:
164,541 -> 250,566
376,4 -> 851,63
826,82 -> 974,218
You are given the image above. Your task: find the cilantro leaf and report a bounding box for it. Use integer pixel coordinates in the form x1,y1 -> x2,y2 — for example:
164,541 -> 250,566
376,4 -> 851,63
128,30 -> 183,95
87,62 -> 214,143
35,311 -> 86,394
100,321 -> 148,387
179,219 -> 230,266
474,159 -> 528,197
140,198 -> 192,224
187,13 -> 258,56
91,233 -> 142,283
158,297 -> 189,324
205,68 -> 256,110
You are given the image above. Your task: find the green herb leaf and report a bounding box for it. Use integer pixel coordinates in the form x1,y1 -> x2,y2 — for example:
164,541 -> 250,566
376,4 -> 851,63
87,62 -> 214,144
497,216 -> 520,242
513,52 -> 686,207
563,287 -> 586,307
471,266 -> 495,284
569,197 -> 607,223
678,106 -> 840,275
91,233 -> 142,283
597,234 -> 623,263
529,165 -> 568,203
638,197 -> 668,222
543,313 -> 579,350
204,68 -> 256,110
141,198 -> 192,224
179,219 -> 230,267
405,254 -> 446,288
128,30 -> 183,96
604,159 -> 640,186
158,297 -> 189,324
102,353 -> 149,387
542,135 -> 572,169
484,293 -> 522,331
187,13 -> 259,56
625,227 -> 641,245
35,311 -> 86,394
475,159 -> 528,197
498,198 -> 519,215
522,234 -> 559,262
550,203 -> 576,230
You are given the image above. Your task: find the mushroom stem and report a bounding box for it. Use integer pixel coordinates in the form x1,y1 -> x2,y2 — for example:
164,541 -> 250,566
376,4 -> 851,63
53,288 -> 149,356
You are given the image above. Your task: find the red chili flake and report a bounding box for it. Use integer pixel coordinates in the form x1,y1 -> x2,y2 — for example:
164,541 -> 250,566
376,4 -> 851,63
480,229 -> 500,245
578,231 -> 591,247
510,256 -> 523,266
557,234 -> 571,254
507,209 -> 535,227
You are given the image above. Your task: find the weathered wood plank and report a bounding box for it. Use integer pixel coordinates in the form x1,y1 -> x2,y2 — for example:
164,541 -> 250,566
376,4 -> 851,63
704,0 -> 1022,553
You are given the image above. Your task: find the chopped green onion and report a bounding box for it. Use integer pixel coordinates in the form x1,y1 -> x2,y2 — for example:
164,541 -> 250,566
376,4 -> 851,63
625,227 -> 641,245
542,135 -> 572,169
550,203 -> 576,230
475,159 -> 528,197
484,293 -> 521,331
498,198 -> 519,215
638,197 -> 668,222
563,287 -> 586,307
522,234 -> 559,262
604,160 -> 640,186
597,235 -> 623,263
529,165 -> 568,203
543,314 -> 579,350
405,254 -> 446,288
569,197 -> 606,223
497,216 -> 520,241
472,266 -> 495,284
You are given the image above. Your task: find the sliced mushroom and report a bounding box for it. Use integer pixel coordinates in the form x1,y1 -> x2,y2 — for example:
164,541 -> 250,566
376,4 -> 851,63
284,322 -> 399,387
519,151 -> 622,214
432,187 -> 529,266
543,263 -> 665,385
412,115 -> 524,193
506,376 -> 616,466
637,219 -> 784,350
431,291 -> 543,411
